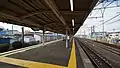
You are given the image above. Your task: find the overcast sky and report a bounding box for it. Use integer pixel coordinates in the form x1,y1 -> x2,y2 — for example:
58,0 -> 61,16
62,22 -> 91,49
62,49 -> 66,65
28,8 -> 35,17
76,1 -> 120,35
0,22 -> 34,32
0,1 -> 120,35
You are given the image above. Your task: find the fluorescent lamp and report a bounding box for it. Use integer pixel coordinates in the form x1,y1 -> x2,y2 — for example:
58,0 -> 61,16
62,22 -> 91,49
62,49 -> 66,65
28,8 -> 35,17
70,0 -> 73,11
73,28 -> 74,31
72,19 -> 74,26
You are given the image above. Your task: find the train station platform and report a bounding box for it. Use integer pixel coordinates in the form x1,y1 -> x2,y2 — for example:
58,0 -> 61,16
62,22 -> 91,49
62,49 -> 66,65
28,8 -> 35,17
0,39 -> 71,68
0,38 -> 95,68
9,39 -> 70,66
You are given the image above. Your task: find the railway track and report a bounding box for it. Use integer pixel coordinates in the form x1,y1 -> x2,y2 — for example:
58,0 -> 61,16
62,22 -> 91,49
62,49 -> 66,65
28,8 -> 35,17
95,41 -> 120,50
86,39 -> 120,56
100,46 -> 120,56
75,38 -> 113,68
95,42 -> 120,56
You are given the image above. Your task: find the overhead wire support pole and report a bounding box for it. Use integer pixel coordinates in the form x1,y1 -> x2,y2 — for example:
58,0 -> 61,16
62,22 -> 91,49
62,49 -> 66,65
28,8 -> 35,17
88,0 -> 115,19
100,0 -> 114,18
115,0 -> 119,6
102,20 -> 104,37
102,1 -> 105,38
95,13 -> 120,27
91,26 -> 93,39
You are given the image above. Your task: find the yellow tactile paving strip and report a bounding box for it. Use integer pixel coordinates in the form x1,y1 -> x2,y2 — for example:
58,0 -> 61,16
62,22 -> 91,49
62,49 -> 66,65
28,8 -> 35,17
0,39 -> 76,68
68,39 -> 77,68
0,56 -> 66,68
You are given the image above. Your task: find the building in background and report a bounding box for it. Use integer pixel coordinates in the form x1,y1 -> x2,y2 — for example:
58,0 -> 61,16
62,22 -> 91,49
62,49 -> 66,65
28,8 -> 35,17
90,31 -> 120,44
0,27 -> 63,45
107,32 -> 120,44
91,32 -> 107,41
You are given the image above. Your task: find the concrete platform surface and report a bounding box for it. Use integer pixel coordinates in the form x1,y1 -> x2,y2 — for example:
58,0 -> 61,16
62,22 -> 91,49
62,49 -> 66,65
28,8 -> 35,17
0,39 -> 89,68
0,62 -> 23,68
7,40 -> 71,66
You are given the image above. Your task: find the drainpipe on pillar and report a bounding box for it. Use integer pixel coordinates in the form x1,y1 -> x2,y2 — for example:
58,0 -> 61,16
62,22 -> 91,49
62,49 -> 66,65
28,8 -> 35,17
42,26 -> 45,46
21,27 -> 24,47
66,28 -> 68,48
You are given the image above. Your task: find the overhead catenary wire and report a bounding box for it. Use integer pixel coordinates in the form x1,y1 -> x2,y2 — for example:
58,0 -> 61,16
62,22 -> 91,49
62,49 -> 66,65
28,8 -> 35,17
81,0 -> 120,34
84,14 -> 120,33
106,18 -> 120,25
95,13 -> 120,27
92,1 -> 106,16
94,0 -> 120,10
89,0 -> 115,19
101,0 -> 115,17
90,0 -> 120,27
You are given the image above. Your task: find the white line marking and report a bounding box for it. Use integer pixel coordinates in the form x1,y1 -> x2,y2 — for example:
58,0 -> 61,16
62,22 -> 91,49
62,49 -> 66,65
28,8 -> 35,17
0,39 -> 63,56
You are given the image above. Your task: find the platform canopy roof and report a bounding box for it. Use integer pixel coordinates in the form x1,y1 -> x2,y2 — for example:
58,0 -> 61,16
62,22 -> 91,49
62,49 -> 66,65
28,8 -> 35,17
0,0 -> 98,34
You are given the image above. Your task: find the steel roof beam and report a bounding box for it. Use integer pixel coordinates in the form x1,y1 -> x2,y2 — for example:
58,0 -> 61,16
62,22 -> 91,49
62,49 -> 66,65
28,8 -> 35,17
20,10 -> 86,19
46,27 -> 64,34
0,12 -> 41,27
43,0 -> 70,31
44,22 -> 57,26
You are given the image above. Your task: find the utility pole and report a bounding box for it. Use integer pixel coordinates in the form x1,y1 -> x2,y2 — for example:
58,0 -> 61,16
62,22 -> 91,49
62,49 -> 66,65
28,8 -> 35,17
91,26 -> 93,38
12,25 -> 13,35
90,26 -> 95,39
93,25 -> 95,33
84,30 -> 85,35
102,21 -> 104,38
113,28 -> 115,32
